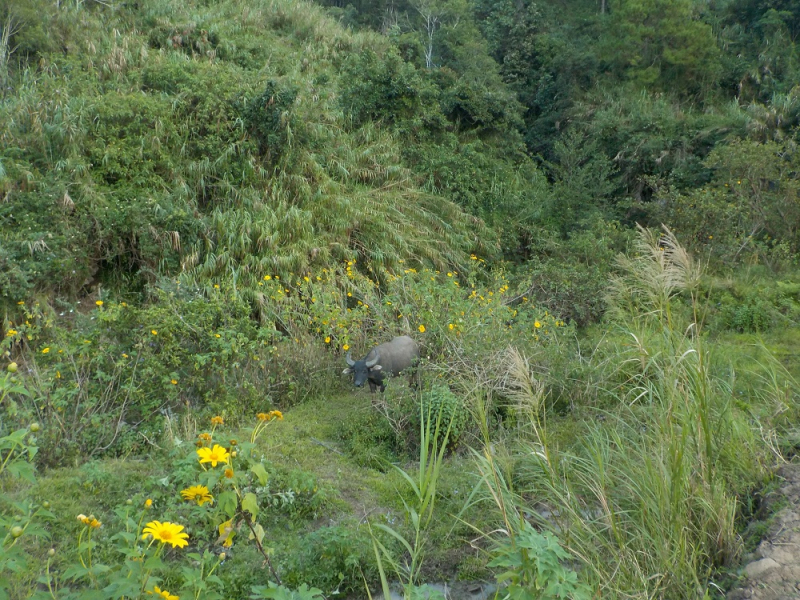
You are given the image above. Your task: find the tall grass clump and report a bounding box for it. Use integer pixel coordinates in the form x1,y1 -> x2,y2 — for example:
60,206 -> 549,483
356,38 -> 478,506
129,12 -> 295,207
473,226 -> 790,599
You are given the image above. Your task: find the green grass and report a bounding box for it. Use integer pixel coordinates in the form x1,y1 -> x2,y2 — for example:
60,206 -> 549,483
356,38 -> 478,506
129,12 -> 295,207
3,389 -> 492,596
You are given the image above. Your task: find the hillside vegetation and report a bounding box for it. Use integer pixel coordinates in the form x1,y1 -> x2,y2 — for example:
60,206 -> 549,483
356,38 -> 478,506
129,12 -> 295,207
1,0 -> 800,599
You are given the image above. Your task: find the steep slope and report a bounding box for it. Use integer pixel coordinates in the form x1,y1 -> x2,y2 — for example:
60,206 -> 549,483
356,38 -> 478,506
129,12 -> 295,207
0,0 -> 493,309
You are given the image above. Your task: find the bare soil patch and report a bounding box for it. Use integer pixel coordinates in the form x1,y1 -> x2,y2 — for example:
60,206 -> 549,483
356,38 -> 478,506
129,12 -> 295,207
728,462 -> 800,600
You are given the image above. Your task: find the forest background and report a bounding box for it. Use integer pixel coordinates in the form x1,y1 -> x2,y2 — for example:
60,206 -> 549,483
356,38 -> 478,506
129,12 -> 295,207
1,0 -> 800,598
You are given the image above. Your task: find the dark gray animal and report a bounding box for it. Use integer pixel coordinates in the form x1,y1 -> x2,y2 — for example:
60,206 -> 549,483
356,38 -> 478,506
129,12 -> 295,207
343,336 -> 420,393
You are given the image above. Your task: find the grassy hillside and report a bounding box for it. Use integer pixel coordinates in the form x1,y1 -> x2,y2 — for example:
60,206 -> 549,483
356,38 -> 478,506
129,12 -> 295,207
1,0 -> 501,310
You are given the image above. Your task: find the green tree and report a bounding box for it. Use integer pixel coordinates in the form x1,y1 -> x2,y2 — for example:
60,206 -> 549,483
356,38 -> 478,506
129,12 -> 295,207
602,0 -> 722,97
544,130 -> 616,236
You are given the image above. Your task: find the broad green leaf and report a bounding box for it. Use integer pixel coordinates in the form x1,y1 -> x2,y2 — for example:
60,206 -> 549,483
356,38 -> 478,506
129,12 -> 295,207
248,523 -> 265,545
242,492 -> 259,518
250,463 -> 269,486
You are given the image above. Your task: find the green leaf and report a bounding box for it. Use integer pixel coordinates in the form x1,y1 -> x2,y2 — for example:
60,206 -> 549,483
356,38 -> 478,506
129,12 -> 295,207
248,523 -> 266,545
218,491 -> 238,517
5,459 -> 35,483
250,463 -> 269,486
242,492 -> 259,518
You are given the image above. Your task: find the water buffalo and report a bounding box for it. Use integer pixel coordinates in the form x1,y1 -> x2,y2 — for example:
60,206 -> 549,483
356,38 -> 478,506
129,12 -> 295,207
343,336 -> 420,393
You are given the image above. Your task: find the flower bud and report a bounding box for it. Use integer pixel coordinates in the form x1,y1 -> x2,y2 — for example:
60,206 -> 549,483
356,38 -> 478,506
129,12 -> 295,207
48,548 -> 56,557
42,501 -> 50,509
219,552 -> 226,561
7,362 -> 18,373
11,526 -> 24,538
126,499 -> 132,505
29,423 -> 40,433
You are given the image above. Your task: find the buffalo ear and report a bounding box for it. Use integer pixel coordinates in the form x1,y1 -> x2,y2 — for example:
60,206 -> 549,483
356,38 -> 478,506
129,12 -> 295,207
342,368 -> 353,375
369,364 -> 382,372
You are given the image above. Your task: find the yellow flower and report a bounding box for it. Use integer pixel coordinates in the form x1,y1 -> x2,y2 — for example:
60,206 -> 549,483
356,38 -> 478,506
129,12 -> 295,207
147,586 -> 179,600
215,333 -> 221,338
151,330 -> 157,335
95,300 -> 103,307
264,275 -> 272,281
347,292 -> 352,297
534,321 -> 541,329
6,329 -> 17,336
89,518 -> 102,529
213,284 -> 219,289
224,467 -> 234,479
197,444 -> 230,467
325,336 -> 331,344
198,432 -> 212,442
270,410 -> 284,421
470,254 -> 478,260
181,485 -> 213,506
342,344 -> 350,351
257,412 -> 269,422
418,325 -> 426,333
121,302 -> 127,307
145,499 -> 153,508
448,324 -> 454,330
170,379 -> 178,385
142,521 -> 189,548
42,348 -> 50,354
211,415 -> 224,426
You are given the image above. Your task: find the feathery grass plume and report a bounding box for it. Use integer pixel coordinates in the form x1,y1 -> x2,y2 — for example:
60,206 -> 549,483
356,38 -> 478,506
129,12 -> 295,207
0,15 -> 18,98
606,224 -> 703,329
467,226 -> 780,598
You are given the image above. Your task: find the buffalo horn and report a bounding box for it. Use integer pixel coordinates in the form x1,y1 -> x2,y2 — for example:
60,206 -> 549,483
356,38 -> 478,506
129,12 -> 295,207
365,352 -> 379,368
345,351 -> 355,367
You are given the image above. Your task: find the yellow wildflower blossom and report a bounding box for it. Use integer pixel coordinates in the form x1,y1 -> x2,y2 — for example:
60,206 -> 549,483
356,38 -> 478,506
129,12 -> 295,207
180,485 -> 213,506
147,586 -> 179,600
197,444 -> 230,467
142,521 -> 189,548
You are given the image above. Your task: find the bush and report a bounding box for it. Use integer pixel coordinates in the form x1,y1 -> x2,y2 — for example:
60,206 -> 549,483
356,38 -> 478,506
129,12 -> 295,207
415,385 -> 469,450
281,525 -> 375,596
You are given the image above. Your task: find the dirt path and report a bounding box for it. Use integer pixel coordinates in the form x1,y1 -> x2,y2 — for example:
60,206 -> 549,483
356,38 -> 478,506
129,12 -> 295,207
728,462 -> 800,600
